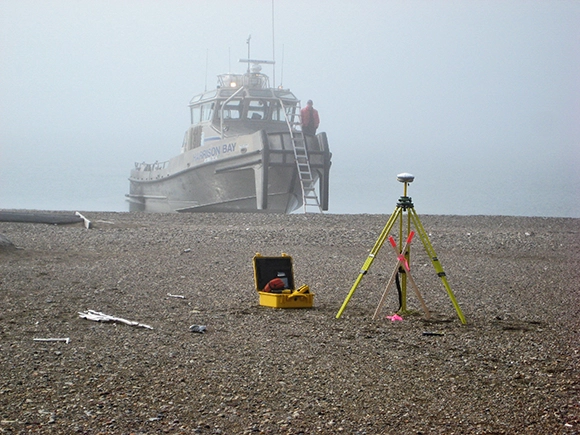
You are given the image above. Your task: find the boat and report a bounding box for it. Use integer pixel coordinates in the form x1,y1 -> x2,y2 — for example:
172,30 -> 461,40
127,60 -> 332,213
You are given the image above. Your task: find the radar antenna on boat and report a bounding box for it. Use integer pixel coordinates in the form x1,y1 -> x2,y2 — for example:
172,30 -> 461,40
238,59 -> 275,66
239,58 -> 276,85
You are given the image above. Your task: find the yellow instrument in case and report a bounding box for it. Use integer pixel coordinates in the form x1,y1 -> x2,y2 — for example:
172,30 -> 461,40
253,253 -> 314,308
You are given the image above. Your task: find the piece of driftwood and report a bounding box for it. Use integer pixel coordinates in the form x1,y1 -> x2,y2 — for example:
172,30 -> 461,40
167,293 -> 185,299
0,210 -> 83,225
33,337 -> 70,344
79,310 -> 153,329
74,212 -> 92,229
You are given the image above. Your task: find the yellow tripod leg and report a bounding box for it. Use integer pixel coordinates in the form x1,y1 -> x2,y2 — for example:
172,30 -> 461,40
336,207 -> 402,319
409,208 -> 467,324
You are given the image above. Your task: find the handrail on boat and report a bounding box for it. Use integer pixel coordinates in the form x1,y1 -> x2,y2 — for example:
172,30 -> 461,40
219,86 -> 245,139
134,160 -> 168,172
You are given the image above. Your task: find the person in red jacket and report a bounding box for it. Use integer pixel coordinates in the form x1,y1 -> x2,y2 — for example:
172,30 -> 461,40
300,100 -> 320,135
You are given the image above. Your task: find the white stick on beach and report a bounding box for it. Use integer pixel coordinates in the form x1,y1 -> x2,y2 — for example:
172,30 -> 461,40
33,337 -> 70,344
78,310 -> 153,329
167,293 -> 185,299
75,212 -> 92,229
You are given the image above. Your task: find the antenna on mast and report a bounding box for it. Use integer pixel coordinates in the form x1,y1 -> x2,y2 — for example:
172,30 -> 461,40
246,35 -> 251,73
280,44 -> 285,88
271,0 -> 276,86
204,49 -> 208,91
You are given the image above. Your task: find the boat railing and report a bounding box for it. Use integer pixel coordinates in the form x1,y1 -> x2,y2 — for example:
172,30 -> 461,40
134,160 -> 168,172
219,85 -> 245,139
218,72 -> 270,89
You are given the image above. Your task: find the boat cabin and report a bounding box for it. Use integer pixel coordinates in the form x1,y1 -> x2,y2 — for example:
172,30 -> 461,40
182,64 -> 300,151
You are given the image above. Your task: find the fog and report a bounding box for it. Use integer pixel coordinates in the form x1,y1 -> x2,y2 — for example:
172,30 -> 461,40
1,0 -> 578,216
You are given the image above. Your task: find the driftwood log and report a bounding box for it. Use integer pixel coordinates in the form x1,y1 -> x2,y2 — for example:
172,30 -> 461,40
0,210 -> 84,225
79,310 -> 153,330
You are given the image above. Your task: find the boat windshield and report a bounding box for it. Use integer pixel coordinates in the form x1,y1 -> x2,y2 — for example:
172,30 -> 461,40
218,99 -> 242,120
191,101 -> 217,124
272,101 -> 298,121
190,97 -> 299,125
247,100 -> 269,120
203,98 -> 297,122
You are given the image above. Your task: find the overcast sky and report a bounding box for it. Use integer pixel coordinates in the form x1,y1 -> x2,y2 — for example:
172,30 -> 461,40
0,0 -> 578,216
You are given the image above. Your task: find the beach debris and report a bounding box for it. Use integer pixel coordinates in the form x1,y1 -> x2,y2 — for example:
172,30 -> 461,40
422,331 -> 445,336
33,337 -> 70,344
79,310 -> 153,329
167,293 -> 185,299
386,314 -> 403,322
74,212 -> 92,229
189,325 -> 207,333
0,233 -> 16,251
0,210 -> 83,225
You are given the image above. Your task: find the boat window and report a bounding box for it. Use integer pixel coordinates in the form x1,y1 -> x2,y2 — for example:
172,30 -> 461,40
270,101 -> 297,121
271,101 -> 283,121
200,90 -> 217,101
217,99 -> 242,120
285,103 -> 297,118
191,106 -> 201,124
200,102 -> 214,122
247,100 -> 269,121
274,90 -> 297,100
249,89 -> 273,98
219,89 -> 236,97
189,94 -> 203,104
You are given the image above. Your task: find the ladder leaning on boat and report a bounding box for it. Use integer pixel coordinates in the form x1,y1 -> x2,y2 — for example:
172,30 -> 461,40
277,98 -> 323,214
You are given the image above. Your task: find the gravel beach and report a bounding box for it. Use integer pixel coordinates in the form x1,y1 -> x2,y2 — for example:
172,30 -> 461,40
0,212 -> 578,434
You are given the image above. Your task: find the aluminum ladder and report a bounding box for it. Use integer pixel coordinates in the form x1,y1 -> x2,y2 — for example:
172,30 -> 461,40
279,99 -> 323,213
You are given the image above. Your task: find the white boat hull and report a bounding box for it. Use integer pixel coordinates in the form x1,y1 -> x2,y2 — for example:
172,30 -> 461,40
128,130 -> 331,213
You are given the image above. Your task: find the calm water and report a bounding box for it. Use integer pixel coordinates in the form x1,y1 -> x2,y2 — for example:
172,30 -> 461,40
0,156 -> 578,218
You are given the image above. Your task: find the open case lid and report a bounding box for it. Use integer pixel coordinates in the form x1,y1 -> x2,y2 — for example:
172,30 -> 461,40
253,253 -> 295,291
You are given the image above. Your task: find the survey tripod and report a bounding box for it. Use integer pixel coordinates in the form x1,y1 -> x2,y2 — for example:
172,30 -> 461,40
336,173 -> 467,324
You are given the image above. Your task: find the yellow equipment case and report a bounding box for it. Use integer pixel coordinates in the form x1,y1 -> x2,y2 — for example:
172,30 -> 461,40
253,253 -> 314,308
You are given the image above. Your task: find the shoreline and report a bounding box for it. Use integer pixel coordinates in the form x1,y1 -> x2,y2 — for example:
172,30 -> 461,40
2,208 -> 580,219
